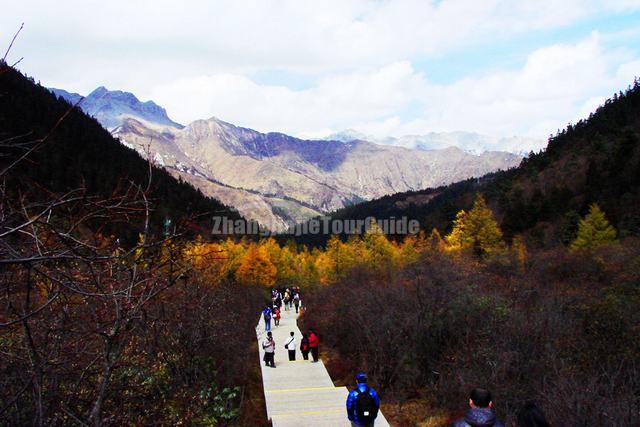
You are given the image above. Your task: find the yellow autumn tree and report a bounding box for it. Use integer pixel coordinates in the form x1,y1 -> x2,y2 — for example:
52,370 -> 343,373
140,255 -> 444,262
325,235 -> 364,281
445,210 -> 469,251
314,248 -> 336,285
275,246 -> 297,285
295,248 -> 320,288
183,237 -> 226,284
570,203 -> 617,250
398,234 -> 421,267
219,238 -> 247,279
363,222 -> 400,272
426,228 -> 446,252
446,194 -> 504,256
235,243 -> 276,287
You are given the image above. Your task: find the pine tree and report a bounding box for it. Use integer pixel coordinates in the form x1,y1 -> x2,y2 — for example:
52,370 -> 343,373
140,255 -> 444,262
446,194 -> 504,255
570,203 -> 617,250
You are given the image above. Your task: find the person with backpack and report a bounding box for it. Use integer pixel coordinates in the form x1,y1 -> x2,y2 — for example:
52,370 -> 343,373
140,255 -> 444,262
346,372 -> 380,427
293,293 -> 300,313
308,329 -> 319,362
273,306 -> 281,326
300,333 -> 310,360
451,388 -> 505,427
262,305 -> 272,332
284,331 -> 296,361
262,331 -> 276,368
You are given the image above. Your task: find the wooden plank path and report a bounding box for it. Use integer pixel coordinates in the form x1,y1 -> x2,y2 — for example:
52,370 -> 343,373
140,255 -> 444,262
256,304 -> 391,426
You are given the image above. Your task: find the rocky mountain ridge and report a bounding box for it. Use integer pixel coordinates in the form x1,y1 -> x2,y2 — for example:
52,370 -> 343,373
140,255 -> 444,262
52,87 -> 523,231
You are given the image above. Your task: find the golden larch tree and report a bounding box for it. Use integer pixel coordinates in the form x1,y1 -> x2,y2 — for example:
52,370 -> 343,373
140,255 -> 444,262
235,243 -> 276,287
446,194 -> 504,255
570,203 -> 617,250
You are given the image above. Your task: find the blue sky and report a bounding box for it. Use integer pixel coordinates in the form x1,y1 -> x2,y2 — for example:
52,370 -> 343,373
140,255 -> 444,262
2,0 -> 640,151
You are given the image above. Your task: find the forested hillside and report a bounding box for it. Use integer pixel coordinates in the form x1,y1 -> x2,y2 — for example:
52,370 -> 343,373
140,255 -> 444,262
298,78 -> 640,247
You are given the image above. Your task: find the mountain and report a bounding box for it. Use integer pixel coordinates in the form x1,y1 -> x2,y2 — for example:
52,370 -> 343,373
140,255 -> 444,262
114,116 -> 522,231
2,66 -> 243,243
50,86 -> 183,129
300,79 -> 640,247
50,87 -> 522,231
325,129 -> 545,155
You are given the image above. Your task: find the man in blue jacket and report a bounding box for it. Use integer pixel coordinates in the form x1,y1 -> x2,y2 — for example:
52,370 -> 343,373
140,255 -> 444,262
262,305 -> 272,332
346,372 -> 380,427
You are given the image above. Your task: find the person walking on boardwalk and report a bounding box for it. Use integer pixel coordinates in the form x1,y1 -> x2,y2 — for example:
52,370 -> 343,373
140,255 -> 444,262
262,305 -> 272,332
262,331 -> 276,368
273,306 -> 281,326
346,372 -> 380,427
283,289 -> 291,311
451,388 -> 505,427
308,329 -> 319,362
293,293 -> 300,313
300,333 -> 310,360
285,331 -> 296,361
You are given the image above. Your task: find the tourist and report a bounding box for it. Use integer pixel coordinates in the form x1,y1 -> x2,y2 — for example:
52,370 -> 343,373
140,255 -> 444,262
274,306 -> 281,326
517,402 -> 550,427
262,305 -> 272,332
285,331 -> 296,361
262,331 -> 276,368
346,372 -> 380,427
283,289 -> 290,311
308,329 -> 319,362
451,388 -> 505,427
293,293 -> 300,313
300,333 -> 310,360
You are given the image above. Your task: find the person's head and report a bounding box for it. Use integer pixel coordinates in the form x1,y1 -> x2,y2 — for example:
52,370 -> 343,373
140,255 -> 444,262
309,328 -> 314,334
517,402 -> 550,427
469,388 -> 493,409
355,372 -> 367,384
267,331 -> 272,338
290,331 -> 295,337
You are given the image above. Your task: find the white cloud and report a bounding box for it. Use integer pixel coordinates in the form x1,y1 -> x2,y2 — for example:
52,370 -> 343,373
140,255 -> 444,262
151,61 -> 428,135
150,33 -> 639,151
1,0 -> 639,152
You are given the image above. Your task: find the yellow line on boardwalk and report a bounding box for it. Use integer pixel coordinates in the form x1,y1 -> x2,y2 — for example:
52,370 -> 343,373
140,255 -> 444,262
265,386 -> 338,393
272,408 -> 343,417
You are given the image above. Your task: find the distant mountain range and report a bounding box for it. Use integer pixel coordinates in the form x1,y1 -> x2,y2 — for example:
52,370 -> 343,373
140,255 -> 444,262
324,129 -> 545,155
51,87 -> 523,231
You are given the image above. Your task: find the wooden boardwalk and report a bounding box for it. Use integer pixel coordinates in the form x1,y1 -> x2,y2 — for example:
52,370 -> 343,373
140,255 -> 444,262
256,304 -> 391,426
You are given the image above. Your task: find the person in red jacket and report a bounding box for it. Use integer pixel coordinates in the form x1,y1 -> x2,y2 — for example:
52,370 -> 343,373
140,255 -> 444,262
274,306 -> 281,326
308,329 -> 319,362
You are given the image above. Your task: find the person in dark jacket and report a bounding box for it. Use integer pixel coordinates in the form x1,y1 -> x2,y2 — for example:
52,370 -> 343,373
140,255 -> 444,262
516,402 -> 550,427
346,372 -> 380,426
300,333 -> 310,360
451,388 -> 505,427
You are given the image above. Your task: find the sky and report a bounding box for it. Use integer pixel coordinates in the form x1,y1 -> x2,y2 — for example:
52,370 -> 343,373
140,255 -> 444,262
2,0 -> 640,151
